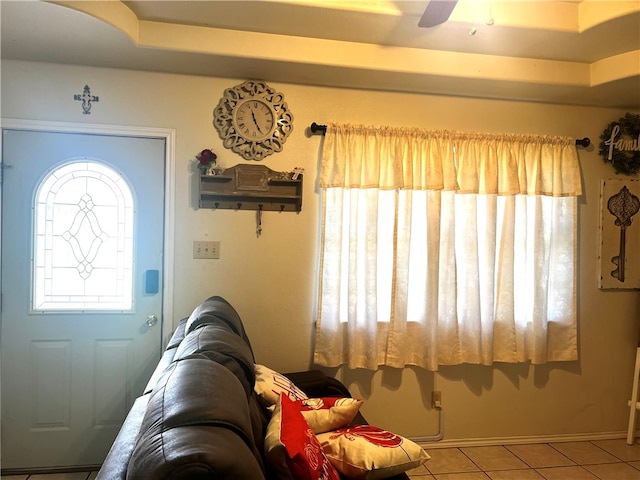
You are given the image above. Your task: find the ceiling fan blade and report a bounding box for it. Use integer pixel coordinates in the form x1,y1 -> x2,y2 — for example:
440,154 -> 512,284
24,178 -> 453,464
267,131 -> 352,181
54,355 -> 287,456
418,0 -> 458,28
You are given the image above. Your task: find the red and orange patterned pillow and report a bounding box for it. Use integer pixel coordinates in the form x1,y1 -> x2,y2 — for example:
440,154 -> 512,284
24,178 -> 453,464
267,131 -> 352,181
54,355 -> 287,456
254,364 -> 308,408
294,397 -> 363,434
316,425 -> 430,479
257,364 -> 429,479
264,394 -> 340,480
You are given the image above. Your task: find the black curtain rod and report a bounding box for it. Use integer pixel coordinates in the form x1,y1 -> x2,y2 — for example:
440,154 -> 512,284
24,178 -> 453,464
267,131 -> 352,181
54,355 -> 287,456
309,122 -> 327,135
309,122 -> 591,147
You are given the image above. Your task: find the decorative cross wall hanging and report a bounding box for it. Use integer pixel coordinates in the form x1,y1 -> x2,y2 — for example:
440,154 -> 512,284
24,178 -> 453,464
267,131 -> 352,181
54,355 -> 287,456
74,85 -> 99,114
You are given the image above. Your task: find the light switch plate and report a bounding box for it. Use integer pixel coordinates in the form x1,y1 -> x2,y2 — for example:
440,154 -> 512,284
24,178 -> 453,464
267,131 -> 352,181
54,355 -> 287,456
193,241 -> 220,259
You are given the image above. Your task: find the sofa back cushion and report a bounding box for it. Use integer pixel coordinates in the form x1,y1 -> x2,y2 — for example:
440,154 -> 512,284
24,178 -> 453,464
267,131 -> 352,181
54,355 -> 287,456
128,357 -> 265,479
128,425 -> 266,479
186,296 -> 254,352
166,318 -> 188,350
174,324 -> 256,397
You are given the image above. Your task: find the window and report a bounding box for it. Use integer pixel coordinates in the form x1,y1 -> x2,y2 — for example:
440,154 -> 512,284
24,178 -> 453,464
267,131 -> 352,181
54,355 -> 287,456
33,160 -> 134,311
313,125 -> 581,371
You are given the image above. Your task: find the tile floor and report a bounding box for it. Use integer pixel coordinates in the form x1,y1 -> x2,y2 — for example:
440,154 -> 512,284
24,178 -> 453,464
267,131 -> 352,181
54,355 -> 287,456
407,438 -> 640,479
1,474 -> 96,480
1,439 -> 639,480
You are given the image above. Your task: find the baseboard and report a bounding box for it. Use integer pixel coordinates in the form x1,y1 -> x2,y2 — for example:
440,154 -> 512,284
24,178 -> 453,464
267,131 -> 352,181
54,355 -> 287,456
413,430 -> 634,449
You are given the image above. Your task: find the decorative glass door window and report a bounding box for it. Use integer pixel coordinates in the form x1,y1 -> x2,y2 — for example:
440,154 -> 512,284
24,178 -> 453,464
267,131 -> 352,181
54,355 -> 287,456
33,160 -> 134,311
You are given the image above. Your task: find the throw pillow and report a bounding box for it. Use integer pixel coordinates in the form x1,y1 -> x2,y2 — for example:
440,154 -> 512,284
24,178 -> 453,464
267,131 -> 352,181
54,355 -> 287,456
316,425 -> 430,480
264,394 -> 341,480
295,397 -> 363,434
254,364 -> 308,408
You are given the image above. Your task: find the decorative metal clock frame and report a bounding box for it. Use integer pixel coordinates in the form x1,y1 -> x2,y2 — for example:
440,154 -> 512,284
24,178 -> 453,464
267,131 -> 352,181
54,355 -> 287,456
213,80 -> 294,161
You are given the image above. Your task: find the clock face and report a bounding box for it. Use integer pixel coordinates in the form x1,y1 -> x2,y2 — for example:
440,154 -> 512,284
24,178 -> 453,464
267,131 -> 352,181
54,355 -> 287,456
213,80 -> 293,161
233,99 -> 275,141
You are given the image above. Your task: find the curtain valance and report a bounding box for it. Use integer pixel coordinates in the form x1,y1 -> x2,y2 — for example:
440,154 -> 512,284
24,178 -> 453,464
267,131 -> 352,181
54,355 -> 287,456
320,123 -> 582,197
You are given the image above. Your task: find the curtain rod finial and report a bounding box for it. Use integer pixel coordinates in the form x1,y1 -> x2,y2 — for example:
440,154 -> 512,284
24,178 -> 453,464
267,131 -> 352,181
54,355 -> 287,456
310,122 -> 327,135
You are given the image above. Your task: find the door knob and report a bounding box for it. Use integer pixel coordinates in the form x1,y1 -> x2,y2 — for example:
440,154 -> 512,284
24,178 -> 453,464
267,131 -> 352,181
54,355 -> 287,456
146,314 -> 158,328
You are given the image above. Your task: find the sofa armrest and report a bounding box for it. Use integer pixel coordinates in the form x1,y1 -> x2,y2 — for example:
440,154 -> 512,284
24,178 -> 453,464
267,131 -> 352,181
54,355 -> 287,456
283,370 -> 352,398
284,370 -> 367,424
96,394 -> 150,480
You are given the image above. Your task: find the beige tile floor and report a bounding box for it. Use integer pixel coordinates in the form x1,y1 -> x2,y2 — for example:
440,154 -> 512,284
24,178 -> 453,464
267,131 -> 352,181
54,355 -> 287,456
1,474 -> 96,480
2,439 -> 639,480
407,439 -> 640,479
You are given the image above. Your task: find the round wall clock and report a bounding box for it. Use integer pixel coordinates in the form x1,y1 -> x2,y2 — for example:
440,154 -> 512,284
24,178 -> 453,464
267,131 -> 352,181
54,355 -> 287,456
213,80 -> 294,161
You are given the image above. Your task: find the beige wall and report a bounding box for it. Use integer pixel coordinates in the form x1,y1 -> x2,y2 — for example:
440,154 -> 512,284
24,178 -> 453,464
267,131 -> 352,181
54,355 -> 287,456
2,59 -> 639,442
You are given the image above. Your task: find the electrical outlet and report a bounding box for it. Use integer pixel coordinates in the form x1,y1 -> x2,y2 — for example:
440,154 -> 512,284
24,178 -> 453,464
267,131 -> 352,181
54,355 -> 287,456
432,391 -> 442,409
193,241 -> 220,259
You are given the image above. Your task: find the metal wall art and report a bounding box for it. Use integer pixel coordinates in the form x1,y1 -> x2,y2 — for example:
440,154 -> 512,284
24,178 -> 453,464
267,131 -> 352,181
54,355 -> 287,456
74,85 -> 99,115
599,178 -> 640,289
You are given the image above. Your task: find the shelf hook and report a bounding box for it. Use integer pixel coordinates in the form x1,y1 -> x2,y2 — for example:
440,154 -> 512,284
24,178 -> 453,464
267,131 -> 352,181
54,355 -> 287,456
257,206 -> 263,237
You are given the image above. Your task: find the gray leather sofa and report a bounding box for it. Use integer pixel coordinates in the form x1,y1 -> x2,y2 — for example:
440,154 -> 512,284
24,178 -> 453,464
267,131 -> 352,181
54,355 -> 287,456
96,296 -> 410,479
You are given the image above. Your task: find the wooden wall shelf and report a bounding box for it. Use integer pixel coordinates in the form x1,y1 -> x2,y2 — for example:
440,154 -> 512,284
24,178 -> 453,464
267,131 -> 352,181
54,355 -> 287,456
199,164 -> 303,212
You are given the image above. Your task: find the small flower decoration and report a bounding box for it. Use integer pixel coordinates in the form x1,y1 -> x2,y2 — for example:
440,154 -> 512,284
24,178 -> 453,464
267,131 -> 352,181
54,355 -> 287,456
197,148 -> 217,172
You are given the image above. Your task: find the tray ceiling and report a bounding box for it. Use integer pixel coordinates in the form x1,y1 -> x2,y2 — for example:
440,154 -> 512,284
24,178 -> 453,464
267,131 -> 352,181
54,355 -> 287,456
1,1 -> 638,108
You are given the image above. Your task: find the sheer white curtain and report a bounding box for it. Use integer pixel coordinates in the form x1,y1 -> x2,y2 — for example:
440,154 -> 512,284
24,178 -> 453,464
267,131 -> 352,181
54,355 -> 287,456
314,124 -> 582,371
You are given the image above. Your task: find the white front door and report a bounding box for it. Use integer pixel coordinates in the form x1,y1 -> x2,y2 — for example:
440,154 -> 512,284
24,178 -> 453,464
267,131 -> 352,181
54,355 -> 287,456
1,129 -> 165,470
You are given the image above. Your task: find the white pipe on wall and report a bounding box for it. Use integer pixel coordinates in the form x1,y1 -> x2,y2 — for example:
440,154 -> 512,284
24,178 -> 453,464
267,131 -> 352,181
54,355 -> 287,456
411,406 -> 444,443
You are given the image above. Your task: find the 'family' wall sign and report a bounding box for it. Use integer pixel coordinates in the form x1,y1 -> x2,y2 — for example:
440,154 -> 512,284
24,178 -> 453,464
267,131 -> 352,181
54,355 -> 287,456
599,113 -> 640,176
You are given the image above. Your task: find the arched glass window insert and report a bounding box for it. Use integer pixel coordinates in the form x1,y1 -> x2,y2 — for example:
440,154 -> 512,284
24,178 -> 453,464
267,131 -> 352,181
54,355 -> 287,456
33,160 -> 134,311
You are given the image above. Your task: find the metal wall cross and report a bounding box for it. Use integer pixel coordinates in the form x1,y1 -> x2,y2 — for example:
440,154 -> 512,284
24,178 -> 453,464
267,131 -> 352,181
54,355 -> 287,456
74,85 -> 99,114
